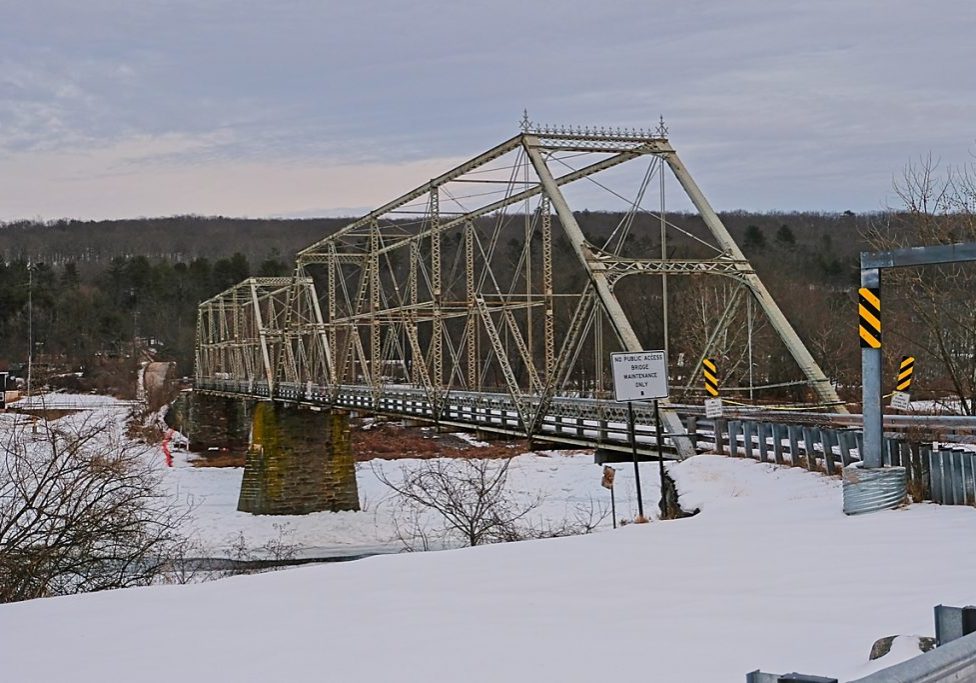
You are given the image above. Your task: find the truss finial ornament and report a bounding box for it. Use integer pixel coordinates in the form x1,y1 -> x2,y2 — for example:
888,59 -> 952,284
655,115 -> 669,138
520,109 -> 531,132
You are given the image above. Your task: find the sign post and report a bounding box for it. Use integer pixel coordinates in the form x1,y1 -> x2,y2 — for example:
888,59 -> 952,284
611,351 -> 670,523
601,465 -> 617,528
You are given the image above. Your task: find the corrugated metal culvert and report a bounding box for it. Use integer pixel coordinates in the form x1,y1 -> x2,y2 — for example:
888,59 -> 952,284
843,463 -> 907,515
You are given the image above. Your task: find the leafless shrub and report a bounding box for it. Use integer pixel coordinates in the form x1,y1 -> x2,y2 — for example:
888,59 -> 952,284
223,524 -> 300,575
375,458 -> 608,550
0,413 -> 192,602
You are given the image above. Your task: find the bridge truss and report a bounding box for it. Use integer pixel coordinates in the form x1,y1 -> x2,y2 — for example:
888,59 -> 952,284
196,120 -> 845,458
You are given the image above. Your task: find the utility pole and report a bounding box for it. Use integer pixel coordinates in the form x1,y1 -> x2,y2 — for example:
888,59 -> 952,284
26,261 -> 33,397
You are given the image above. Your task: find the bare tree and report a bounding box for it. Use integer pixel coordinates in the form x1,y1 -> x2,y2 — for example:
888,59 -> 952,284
375,457 -> 607,550
0,413 -> 191,602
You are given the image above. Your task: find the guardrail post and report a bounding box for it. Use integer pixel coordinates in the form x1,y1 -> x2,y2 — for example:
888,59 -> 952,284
771,423 -> 784,464
822,430 -> 837,475
935,604 -> 976,645
837,430 -> 854,467
756,422 -> 769,463
801,426 -> 817,471
742,421 -> 754,459
729,420 -> 741,456
965,452 -> 975,504
715,418 -> 727,455
685,415 -> 698,450
787,425 -> 800,466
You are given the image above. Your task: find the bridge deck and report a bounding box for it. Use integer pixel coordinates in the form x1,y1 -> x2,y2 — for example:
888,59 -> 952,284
194,380 -> 976,459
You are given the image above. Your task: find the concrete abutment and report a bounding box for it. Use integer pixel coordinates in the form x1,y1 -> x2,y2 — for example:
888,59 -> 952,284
170,392 -> 252,453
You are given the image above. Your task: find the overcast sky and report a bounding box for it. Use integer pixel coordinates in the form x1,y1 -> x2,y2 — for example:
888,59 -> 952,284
2,1 -> 974,221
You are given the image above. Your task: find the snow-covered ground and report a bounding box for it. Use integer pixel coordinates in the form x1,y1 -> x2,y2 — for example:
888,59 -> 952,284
3,394 -> 976,681
163,447 -> 642,558
3,393 -> 654,557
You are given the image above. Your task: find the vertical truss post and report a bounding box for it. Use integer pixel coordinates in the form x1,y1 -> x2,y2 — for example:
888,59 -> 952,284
662,150 -> 846,412
231,298 -> 241,378
595,310 -> 604,397
523,134 -> 694,458
206,302 -> 216,378
305,275 -> 335,389
194,308 -> 204,382
660,161 -> 669,357
430,189 -> 443,390
409,239 -> 420,386
541,197 -> 555,379
276,277 -> 300,385
465,219 -> 478,390
369,220 -> 381,393
525,160 -> 533,363
326,248 -> 338,386
249,280 -> 275,392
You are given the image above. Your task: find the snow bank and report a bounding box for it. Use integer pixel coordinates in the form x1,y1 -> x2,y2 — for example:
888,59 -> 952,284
3,454 -> 974,682
163,449 -> 651,557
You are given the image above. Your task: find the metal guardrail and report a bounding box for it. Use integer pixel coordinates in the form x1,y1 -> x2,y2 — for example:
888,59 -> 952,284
847,631 -> 976,682
749,604 -> 976,683
197,379 -> 691,458
195,380 -> 976,498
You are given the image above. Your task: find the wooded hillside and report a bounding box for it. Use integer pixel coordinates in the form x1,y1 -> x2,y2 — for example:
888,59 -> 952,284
1,203 -> 971,412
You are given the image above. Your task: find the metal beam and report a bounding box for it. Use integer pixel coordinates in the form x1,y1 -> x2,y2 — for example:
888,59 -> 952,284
523,134 -> 695,459
298,149 -> 645,264
861,241 -> 976,269
297,135 -> 524,258
662,150 -> 847,413
858,241 -> 976,469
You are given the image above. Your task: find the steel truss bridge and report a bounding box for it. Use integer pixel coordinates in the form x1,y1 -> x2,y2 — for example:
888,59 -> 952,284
195,119 -> 846,459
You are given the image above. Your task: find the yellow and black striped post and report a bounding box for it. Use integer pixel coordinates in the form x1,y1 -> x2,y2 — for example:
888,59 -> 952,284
858,287 -> 881,349
896,355 -> 915,392
702,358 -> 719,397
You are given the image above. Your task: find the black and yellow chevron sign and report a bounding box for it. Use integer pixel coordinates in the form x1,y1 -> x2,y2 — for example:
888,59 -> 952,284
896,355 -> 915,391
702,358 -> 719,397
858,287 -> 881,349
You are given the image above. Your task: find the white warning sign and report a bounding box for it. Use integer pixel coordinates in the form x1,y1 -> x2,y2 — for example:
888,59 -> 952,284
610,351 -> 669,402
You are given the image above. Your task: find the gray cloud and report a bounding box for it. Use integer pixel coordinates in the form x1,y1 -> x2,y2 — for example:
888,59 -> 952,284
1,0 -> 974,218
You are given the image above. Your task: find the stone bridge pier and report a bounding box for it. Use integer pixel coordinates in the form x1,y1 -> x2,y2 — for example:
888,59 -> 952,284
174,392 -> 359,515
238,402 -> 359,515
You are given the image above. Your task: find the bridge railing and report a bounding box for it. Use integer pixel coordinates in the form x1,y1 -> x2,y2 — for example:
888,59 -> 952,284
195,379 -> 976,502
